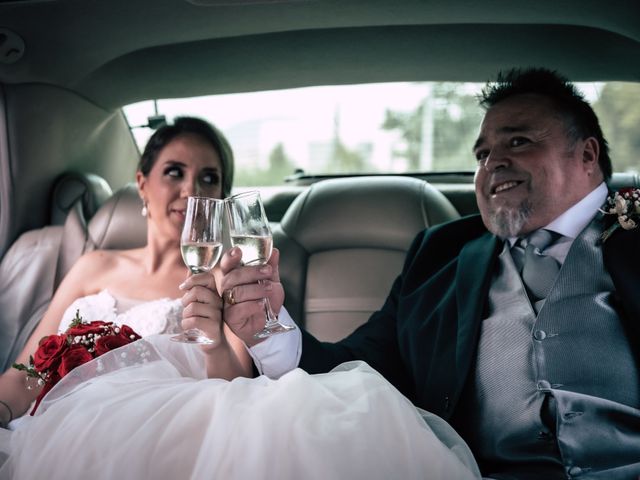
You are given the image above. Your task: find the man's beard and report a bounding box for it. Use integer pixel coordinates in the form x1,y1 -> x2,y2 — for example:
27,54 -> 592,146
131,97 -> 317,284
486,200 -> 533,238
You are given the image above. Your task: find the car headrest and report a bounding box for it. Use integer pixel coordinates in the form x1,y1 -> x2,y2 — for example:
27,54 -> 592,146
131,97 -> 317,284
50,172 -> 113,225
608,172 -> 640,191
279,176 -> 460,253
87,183 -> 147,250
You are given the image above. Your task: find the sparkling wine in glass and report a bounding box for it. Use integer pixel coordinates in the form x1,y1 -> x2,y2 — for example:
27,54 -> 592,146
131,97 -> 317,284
172,196 -> 224,344
226,191 -> 296,339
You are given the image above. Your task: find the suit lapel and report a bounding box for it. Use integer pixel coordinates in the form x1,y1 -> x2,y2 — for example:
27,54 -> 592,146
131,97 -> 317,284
455,232 -> 501,369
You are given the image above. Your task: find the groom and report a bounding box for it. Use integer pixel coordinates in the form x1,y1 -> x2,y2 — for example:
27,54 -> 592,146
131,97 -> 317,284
213,68 -> 640,478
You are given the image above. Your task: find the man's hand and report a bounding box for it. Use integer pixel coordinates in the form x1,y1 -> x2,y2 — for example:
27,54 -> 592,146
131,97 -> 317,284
215,247 -> 285,347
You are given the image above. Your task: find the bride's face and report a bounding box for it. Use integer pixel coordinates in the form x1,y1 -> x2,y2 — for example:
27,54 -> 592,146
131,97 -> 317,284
137,133 -> 223,241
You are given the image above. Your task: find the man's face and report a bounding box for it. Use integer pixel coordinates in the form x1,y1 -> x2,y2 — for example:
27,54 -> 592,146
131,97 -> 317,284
473,94 -> 601,238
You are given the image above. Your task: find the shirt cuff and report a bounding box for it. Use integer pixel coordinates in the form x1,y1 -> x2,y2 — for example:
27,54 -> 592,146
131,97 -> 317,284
246,306 -> 302,379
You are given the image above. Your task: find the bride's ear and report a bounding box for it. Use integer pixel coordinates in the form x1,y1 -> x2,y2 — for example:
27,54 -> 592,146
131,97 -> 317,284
136,170 -> 147,199
136,171 -> 149,217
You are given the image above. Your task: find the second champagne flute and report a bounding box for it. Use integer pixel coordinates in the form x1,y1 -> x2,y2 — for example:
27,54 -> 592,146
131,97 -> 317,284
225,191 -> 296,339
172,196 -> 224,345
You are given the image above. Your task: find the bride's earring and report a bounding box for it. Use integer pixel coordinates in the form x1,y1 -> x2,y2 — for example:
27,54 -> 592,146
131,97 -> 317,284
141,200 -> 148,217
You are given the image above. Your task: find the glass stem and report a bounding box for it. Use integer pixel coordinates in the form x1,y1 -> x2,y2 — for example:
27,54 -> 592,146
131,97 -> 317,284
259,279 -> 279,326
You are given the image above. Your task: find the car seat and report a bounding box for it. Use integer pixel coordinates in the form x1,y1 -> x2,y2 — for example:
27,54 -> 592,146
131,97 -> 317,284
0,173 -> 113,370
273,175 -> 461,342
54,182 -> 146,283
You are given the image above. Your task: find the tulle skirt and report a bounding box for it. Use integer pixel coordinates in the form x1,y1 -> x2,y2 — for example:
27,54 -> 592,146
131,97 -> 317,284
0,335 -> 480,480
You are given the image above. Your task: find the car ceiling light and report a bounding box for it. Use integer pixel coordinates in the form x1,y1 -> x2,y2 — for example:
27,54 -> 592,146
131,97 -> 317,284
0,28 -> 25,65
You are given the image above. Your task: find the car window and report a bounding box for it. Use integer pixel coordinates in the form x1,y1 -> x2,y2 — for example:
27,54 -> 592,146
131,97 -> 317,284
123,81 -> 639,187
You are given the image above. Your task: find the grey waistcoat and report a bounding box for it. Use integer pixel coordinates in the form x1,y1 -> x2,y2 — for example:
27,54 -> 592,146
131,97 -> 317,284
460,218 -> 640,479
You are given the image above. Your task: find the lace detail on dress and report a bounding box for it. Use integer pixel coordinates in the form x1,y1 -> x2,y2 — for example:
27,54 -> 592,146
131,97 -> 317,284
58,290 -> 183,337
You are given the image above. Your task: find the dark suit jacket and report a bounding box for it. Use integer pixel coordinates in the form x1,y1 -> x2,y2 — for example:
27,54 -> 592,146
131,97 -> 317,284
299,213 -> 640,424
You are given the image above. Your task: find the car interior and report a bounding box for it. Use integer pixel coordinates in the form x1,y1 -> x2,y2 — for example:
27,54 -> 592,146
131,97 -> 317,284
0,0 -> 639,371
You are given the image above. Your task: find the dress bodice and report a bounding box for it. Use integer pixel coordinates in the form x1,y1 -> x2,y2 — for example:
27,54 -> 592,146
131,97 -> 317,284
58,290 -> 183,337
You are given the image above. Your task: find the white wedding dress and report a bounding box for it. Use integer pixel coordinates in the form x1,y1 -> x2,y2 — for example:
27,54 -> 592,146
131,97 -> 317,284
0,291 -> 481,480
57,289 -> 184,336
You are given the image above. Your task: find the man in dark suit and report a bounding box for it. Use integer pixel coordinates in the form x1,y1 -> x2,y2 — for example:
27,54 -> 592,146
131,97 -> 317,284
202,68 -> 640,478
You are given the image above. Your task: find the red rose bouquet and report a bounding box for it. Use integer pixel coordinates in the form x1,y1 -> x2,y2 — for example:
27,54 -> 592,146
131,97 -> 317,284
13,310 -> 141,414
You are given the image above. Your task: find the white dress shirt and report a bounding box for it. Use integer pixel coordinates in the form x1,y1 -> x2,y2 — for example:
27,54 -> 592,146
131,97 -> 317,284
507,182 -> 608,264
246,307 -> 301,378
250,182 -> 609,378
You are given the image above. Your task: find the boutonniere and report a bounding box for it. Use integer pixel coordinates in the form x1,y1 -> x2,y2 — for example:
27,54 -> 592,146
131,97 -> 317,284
600,187 -> 640,242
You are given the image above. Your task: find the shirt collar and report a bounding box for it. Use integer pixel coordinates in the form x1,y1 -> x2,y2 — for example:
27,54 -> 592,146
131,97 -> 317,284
507,182 -> 608,246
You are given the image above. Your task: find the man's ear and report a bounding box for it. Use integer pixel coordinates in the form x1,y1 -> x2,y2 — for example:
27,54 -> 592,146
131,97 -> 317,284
582,137 -> 600,169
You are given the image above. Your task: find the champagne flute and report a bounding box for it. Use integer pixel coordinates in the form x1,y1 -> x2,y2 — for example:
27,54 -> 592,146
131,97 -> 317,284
172,196 -> 224,344
225,190 -> 296,339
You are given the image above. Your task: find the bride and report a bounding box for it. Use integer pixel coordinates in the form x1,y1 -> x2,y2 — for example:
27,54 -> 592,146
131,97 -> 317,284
0,116 -> 249,426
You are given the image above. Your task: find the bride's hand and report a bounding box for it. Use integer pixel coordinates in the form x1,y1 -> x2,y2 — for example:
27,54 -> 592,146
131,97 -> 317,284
180,272 -> 224,349
216,247 -> 285,346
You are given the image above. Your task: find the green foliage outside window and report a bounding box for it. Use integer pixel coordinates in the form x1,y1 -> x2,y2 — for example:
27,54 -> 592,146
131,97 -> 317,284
593,83 -> 640,174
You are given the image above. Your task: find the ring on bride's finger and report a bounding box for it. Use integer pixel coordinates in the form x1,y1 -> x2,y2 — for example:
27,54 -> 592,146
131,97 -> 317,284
223,289 -> 236,306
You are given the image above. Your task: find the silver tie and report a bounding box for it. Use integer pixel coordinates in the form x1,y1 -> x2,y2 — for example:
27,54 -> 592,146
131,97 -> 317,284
512,229 -> 561,311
